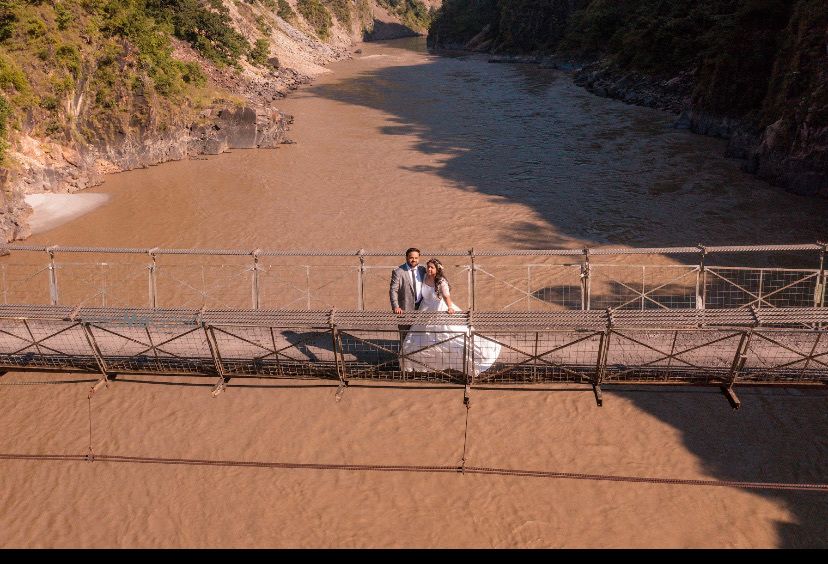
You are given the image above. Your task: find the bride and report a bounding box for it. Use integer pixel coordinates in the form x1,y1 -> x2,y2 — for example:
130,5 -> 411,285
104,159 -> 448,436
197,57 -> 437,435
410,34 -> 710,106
401,258 -> 501,375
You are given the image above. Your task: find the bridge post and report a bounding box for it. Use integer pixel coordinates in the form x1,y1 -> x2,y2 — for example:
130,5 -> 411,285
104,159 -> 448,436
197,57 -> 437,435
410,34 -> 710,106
592,309 -> 613,406
816,243 -> 826,308
147,249 -> 158,309
329,309 -> 348,400
464,310 -> 474,388
580,248 -> 591,311
532,330 -> 539,382
696,245 -> 706,310
251,249 -> 261,310
357,250 -> 365,311
468,248 -> 476,311
46,246 -> 59,305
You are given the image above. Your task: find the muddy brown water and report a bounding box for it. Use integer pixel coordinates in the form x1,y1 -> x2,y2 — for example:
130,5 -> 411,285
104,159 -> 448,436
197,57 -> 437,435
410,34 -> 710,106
1,38 -> 826,547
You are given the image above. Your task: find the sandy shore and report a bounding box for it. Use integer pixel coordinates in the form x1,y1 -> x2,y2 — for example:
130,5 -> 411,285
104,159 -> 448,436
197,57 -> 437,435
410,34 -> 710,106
25,194 -> 110,236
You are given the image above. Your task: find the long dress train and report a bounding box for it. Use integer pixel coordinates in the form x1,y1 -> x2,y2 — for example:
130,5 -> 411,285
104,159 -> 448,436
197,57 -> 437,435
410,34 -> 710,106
401,283 -> 500,376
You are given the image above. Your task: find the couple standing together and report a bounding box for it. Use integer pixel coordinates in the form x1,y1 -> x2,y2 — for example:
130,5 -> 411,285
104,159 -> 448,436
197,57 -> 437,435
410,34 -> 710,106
389,248 -> 500,375
390,248 -> 457,316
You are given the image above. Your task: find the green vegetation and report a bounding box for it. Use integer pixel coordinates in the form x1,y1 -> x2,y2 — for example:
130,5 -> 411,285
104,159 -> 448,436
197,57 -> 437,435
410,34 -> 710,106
147,0 -> 251,67
428,0 -> 497,45
324,0 -> 350,27
297,0 -> 331,39
255,14 -> 272,35
760,0 -> 828,124
0,51 -> 29,93
54,2 -> 72,30
430,0 -> 827,128
376,0 -> 433,31
0,94 -> 11,162
249,37 -> 269,65
0,0 -> 236,155
276,0 -> 295,21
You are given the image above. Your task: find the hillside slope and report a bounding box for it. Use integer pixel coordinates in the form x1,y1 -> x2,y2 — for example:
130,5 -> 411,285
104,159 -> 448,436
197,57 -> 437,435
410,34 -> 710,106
0,0 -> 437,241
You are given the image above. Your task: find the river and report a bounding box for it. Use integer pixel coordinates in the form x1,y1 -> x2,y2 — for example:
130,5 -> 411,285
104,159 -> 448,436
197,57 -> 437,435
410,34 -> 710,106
2,38 -> 826,548
26,37 -> 828,251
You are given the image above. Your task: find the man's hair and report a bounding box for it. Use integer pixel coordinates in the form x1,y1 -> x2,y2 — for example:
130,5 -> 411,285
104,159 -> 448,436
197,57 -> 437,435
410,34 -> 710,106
405,247 -> 421,257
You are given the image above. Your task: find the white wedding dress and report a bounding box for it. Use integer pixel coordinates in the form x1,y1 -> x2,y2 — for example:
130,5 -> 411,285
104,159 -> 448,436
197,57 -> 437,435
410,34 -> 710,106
401,282 -> 501,376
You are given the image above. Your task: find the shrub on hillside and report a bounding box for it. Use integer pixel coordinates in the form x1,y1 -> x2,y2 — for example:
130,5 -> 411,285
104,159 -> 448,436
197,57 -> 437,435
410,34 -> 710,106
276,0 -> 295,21
324,0 -> 350,27
146,0 -> 252,67
0,94 -> 11,162
377,0 -> 432,31
297,0 -> 331,39
249,37 -> 269,65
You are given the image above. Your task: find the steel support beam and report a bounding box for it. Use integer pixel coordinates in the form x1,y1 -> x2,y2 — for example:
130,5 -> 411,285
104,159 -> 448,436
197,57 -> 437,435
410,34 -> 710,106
147,249 -> 159,309
81,322 -> 110,397
593,319 -> 612,407
203,324 -> 228,397
722,330 -> 752,410
469,249 -> 476,311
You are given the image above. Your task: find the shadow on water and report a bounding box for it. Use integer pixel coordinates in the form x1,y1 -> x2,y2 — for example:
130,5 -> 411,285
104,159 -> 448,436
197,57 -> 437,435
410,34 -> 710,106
607,386 -> 828,548
310,39 -> 828,547
314,40 -> 828,251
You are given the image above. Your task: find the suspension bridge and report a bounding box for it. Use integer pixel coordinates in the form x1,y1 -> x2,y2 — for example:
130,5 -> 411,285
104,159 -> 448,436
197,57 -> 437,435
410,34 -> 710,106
1,243 -> 826,409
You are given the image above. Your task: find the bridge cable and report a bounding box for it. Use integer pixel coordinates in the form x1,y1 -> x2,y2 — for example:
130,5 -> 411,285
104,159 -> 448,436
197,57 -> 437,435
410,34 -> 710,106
0,452 -> 826,492
87,395 -> 94,461
460,385 -> 471,473
0,378 -> 97,386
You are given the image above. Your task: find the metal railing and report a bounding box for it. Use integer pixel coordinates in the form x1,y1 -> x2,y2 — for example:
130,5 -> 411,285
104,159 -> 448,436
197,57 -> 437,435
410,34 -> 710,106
1,304 -> 827,408
1,243 -> 825,312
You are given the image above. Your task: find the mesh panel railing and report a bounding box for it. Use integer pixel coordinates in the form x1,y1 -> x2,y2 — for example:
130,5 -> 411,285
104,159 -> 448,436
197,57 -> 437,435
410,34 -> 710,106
703,267 -> 821,309
0,263 -> 52,304
602,329 -> 744,384
2,306 -> 827,400
741,331 -> 828,384
1,244 -> 826,312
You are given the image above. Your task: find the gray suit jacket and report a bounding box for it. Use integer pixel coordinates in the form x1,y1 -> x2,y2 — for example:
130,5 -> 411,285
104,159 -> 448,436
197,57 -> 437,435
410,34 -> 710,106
390,264 -> 427,311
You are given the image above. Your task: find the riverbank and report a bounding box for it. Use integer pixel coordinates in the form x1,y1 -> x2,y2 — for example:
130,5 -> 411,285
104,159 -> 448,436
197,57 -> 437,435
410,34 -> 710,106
0,1 -> 438,242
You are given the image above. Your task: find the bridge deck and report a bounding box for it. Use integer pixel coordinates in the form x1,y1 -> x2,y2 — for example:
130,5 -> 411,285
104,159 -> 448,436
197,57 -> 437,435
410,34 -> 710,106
1,306 -> 827,402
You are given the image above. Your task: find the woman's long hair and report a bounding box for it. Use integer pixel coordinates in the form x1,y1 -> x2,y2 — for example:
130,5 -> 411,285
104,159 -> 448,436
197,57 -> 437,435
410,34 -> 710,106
427,258 -> 448,300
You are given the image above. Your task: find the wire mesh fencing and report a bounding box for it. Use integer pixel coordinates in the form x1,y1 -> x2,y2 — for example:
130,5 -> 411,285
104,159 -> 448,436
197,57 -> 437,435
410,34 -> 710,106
703,267 -> 821,309
2,306 -> 827,400
0,262 -> 53,304
0,244 -> 825,313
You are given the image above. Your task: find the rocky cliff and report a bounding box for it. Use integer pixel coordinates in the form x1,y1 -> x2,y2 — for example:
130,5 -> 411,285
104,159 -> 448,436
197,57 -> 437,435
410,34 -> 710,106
429,0 -> 828,198
0,0 -> 437,242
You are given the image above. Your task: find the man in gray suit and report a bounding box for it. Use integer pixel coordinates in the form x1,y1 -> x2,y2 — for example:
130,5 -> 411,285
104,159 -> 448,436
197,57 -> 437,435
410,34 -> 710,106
390,247 -> 426,314
391,248 -> 426,371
